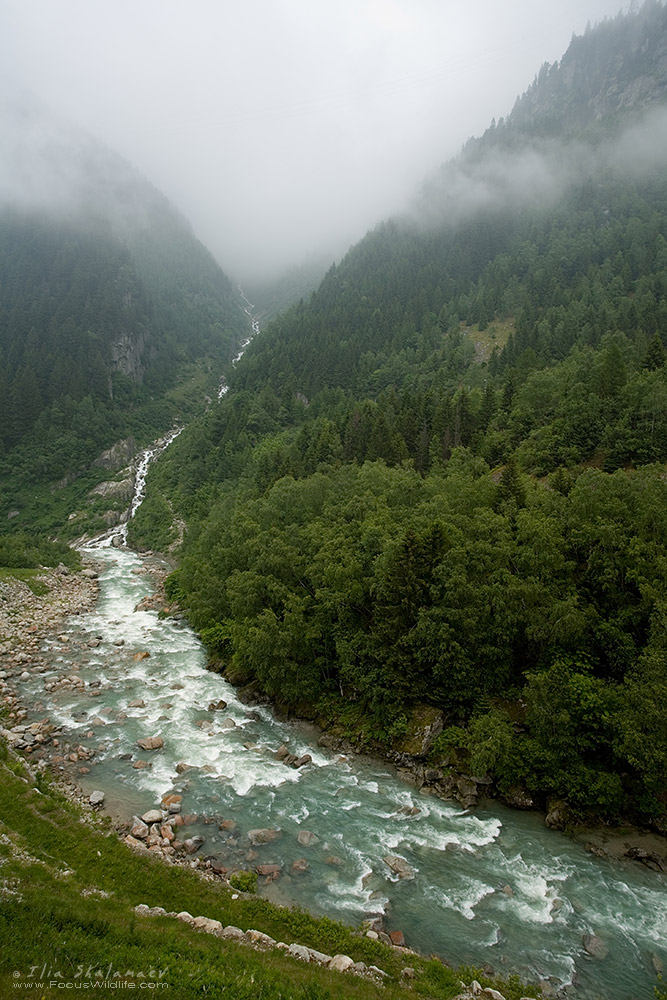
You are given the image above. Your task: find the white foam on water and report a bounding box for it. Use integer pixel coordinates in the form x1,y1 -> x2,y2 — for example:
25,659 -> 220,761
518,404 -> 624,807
426,878 -> 496,920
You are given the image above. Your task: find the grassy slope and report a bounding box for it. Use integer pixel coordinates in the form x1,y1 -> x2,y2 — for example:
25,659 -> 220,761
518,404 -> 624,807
0,741 -> 538,999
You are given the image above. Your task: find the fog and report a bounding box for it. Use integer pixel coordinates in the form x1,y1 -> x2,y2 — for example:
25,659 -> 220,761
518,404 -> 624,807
0,0 -> 632,283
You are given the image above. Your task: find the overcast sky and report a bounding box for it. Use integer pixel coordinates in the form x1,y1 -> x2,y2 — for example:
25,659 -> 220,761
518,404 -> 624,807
1,0 -> 630,283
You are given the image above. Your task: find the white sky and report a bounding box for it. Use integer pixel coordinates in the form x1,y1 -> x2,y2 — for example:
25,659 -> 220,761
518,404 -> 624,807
0,0 -> 630,282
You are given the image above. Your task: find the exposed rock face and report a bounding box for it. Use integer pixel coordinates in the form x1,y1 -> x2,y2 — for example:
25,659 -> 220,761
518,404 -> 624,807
111,330 -> 147,382
89,477 -> 134,502
93,437 -> 137,470
545,799 -> 571,831
394,704 -> 444,757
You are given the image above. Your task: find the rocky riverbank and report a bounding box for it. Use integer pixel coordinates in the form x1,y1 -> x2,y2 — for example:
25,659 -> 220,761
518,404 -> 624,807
2,553 -> 665,886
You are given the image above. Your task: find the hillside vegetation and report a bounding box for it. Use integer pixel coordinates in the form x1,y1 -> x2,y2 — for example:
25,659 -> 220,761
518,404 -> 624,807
132,3 -> 667,831
0,99 -> 247,536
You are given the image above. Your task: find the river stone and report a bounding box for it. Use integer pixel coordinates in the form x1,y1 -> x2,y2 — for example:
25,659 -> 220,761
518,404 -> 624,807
161,793 -> 182,807
133,651 -> 150,660
141,809 -> 163,824
389,930 -> 405,946
128,699 -> 145,708
137,736 -> 163,751
219,718 -> 236,730
292,753 -> 312,768
89,790 -> 105,807
291,857 -> 309,873
256,864 -> 282,876
130,817 -> 149,839
248,828 -> 280,845
124,835 -> 147,849
296,830 -> 319,847
275,744 -> 289,760
175,761 -> 197,773
183,836 -> 205,853
133,760 -> 151,769
329,954 -> 354,973
383,854 -> 416,879
582,933 -> 608,959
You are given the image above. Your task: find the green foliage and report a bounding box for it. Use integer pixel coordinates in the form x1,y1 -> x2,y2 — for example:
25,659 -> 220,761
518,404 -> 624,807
229,869 -> 258,893
0,532 -> 80,570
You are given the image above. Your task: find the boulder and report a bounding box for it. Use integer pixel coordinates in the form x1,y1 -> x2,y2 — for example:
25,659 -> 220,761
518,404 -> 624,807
193,916 -> 223,935
389,930 -> 405,946
141,809 -> 164,824
128,699 -> 145,708
296,830 -> 319,847
137,736 -> 163,751
208,700 -> 227,711
255,864 -> 282,876
329,954 -> 354,973
383,854 -> 416,879
288,943 -> 311,962
291,858 -> 309,873
246,929 -> 276,948
220,925 -> 244,940
161,793 -> 182,807
308,948 -> 332,966
89,790 -> 105,807
176,911 -> 195,924
292,754 -> 312,768
545,799 -> 570,831
582,933 -> 608,960
130,817 -> 149,839
248,828 -> 281,846
124,835 -> 146,849
275,744 -> 289,760
183,836 -> 205,854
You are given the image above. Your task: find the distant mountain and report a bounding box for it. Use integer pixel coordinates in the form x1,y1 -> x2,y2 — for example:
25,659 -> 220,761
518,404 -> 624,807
0,95 -> 247,531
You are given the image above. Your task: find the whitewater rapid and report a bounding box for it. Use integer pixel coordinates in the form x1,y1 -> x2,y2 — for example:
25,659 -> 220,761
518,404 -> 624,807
13,545 -> 666,1000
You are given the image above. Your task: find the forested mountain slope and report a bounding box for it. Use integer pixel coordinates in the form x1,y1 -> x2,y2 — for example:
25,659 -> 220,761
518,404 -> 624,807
134,3 -> 667,828
0,96 -> 247,534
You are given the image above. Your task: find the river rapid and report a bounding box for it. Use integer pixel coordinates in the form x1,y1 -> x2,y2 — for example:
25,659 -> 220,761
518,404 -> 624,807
13,544 -> 666,1000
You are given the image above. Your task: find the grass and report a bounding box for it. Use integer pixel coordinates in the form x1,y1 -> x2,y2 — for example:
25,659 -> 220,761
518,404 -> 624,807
0,739 -> 540,999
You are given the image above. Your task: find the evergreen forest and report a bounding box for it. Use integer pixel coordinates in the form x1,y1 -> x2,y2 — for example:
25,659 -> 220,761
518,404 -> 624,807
128,3 -> 667,830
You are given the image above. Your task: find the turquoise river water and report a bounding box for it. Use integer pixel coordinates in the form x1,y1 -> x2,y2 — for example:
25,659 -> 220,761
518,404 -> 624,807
18,547 -> 667,1000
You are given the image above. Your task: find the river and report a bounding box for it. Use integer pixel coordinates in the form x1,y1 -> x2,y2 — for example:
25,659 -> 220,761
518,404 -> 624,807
14,544 -> 667,1000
